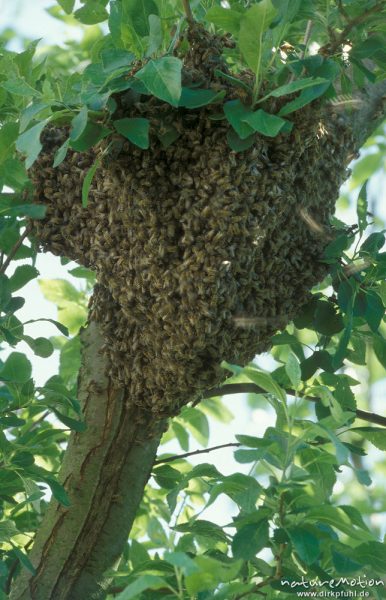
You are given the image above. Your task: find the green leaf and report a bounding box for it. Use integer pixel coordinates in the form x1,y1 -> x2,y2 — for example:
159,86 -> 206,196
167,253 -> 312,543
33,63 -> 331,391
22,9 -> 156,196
314,301 -> 344,336
153,464 -> 182,489
114,574 -> 167,600
9,265 -> 39,292
11,545 -> 36,575
68,266 -> 95,281
53,139 -> 70,168
235,434 -> 267,448
38,279 -> 81,304
278,82 -> 331,117
354,468 -> 372,486
288,528 -> 320,565
59,336 -> 81,387
24,318 -> 69,336
316,423 -> 349,464
234,448 -> 265,463
205,6 -> 243,35
175,519 -> 228,543
135,57 -> 182,107
272,0 -> 301,23
123,0 -> 159,37
285,353 -> 301,389
243,109 -> 290,137
101,49 -> 135,73
147,14 -> 162,56
0,122 -> 19,164
52,409 -> 86,432
333,297 -> 354,369
239,0 -> 277,76
299,448 -> 336,499
179,407 -> 209,446
74,3 -> 108,24
353,542 -> 386,575
70,123 -> 111,152
164,551 -> 199,576
16,119 -> 50,169
224,100 -> 254,139
373,335 -> 386,370
24,335 -> 54,358
172,421 -> 189,451
232,520 -> 269,560
214,70 -> 252,93
57,0 -> 75,14
179,88 -> 225,109
1,77 -> 41,98
244,367 -> 287,402
364,291 -> 384,332
306,506 -> 374,541
263,77 -> 330,100
82,158 -> 101,208
360,232 -> 385,255
58,303 -> 87,335
0,520 -> 19,542
46,478 -> 71,507
19,102 -> 48,133
113,118 -> 149,149
226,130 -> 255,152
357,180 -> 368,234
351,427 -> 386,451
70,106 -> 88,141
0,352 -> 32,384
206,473 -> 262,512
332,549 -> 362,574
185,556 -> 242,595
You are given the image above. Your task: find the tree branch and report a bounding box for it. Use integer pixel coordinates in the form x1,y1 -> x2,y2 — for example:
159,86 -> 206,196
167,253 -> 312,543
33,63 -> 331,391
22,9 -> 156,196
0,225 -> 32,275
346,78 -> 386,151
202,383 -> 386,427
155,442 -> 241,465
182,0 -> 194,25
321,2 -> 385,56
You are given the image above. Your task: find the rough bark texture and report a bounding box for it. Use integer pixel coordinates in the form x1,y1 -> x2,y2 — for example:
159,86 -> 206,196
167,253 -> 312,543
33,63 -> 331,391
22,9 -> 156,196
10,321 -> 166,600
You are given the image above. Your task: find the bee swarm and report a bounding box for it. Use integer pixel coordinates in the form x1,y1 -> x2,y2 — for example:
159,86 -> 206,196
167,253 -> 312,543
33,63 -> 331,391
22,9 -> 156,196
31,97 -> 353,419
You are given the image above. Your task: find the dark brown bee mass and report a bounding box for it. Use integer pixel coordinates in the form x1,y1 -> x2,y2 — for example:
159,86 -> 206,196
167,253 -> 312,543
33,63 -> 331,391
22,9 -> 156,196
31,61 -> 353,418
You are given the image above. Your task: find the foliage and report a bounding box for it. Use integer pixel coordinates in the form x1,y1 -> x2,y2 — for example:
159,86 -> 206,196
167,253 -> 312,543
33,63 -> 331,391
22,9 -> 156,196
0,0 -> 386,598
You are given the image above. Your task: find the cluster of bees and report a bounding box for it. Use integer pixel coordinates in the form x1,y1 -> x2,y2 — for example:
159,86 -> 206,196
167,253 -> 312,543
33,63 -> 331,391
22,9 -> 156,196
31,39 -> 354,419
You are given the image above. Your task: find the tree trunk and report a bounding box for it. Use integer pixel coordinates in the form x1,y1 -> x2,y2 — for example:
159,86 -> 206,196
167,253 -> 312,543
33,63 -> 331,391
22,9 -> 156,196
10,321 -> 166,600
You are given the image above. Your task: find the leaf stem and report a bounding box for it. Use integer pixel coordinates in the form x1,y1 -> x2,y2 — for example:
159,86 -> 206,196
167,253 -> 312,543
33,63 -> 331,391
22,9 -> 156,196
181,0 -> 194,25
0,225 -> 32,275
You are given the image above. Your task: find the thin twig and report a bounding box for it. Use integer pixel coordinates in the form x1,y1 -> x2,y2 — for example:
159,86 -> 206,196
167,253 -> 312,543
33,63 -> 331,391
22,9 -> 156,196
22,410 -> 50,436
300,20 -> 313,59
203,383 -> 386,427
154,442 -> 241,465
336,0 -> 349,21
182,0 -> 194,25
235,497 -> 287,599
287,20 -> 313,84
0,225 -> 32,275
320,2 -> 384,56
235,576 -> 274,600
